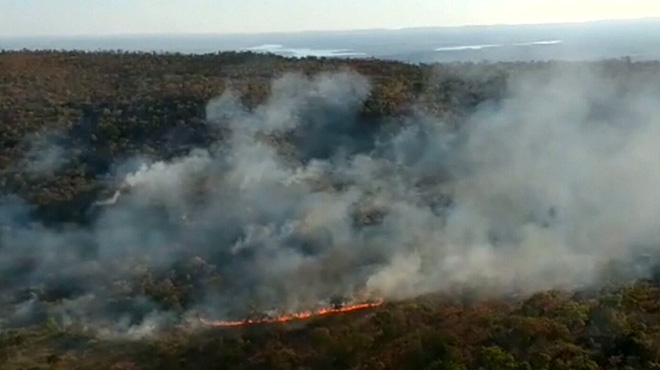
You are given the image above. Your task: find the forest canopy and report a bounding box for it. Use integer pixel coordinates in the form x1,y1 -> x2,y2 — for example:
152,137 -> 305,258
2,51 -> 660,369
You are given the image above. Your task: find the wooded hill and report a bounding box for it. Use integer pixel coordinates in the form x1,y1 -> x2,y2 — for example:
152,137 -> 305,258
2,51 -> 660,369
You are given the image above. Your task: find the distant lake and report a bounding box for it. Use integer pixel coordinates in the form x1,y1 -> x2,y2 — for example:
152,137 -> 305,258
244,44 -> 366,58
2,18 -> 659,63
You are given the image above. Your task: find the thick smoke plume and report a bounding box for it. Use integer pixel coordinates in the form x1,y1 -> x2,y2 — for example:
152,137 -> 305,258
2,65 -> 660,335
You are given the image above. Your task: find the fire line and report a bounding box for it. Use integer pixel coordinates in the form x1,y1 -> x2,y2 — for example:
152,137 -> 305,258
200,300 -> 384,328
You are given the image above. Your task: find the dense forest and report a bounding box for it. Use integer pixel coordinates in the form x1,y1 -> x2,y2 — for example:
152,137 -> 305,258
2,51 -> 660,369
0,50 -> 509,224
3,283 -> 660,370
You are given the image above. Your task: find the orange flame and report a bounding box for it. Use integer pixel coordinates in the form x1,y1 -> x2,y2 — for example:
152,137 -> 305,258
200,300 -> 384,328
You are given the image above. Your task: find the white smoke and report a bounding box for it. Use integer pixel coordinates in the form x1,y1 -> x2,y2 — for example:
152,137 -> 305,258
4,65 -> 660,329
367,65 -> 660,298
108,67 -> 660,305
21,132 -> 70,175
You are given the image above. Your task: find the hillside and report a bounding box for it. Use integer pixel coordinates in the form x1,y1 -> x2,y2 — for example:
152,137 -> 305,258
2,51 -> 660,369
0,51 -> 507,224
3,285 -> 660,369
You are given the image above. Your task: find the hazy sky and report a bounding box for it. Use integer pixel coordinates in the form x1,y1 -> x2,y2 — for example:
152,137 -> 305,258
1,0 -> 659,36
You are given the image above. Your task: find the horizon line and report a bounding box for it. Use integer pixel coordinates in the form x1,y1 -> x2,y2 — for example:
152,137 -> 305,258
1,16 -> 659,40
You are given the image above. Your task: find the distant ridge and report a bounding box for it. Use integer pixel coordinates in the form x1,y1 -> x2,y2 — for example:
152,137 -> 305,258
2,17 -> 659,63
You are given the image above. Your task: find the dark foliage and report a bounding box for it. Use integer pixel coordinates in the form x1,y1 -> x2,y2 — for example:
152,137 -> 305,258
1,51 -> 658,369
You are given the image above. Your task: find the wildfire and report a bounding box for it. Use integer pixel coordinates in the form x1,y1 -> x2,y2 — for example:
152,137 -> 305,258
200,300 -> 384,328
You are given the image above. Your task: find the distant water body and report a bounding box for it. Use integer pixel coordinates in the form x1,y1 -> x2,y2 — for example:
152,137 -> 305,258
513,40 -> 564,46
435,40 -> 563,52
435,44 -> 502,52
2,18 -> 659,63
244,44 -> 366,58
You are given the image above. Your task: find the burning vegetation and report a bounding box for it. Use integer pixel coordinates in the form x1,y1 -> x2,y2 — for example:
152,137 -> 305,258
200,299 -> 384,328
3,51 -> 660,369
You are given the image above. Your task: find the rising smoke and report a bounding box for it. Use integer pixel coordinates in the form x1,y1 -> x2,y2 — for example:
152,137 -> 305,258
20,131 -> 72,175
2,65 -> 660,335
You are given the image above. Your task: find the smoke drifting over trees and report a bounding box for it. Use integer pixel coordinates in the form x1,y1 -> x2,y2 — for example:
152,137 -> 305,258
1,54 -> 660,341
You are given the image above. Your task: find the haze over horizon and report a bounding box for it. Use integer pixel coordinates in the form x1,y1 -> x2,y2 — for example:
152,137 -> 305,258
2,0 -> 660,37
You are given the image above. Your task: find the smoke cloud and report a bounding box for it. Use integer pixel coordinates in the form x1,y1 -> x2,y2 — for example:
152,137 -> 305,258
2,65 -> 660,334
20,131 -> 71,175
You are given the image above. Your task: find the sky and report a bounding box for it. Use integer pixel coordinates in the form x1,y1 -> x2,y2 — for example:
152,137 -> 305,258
1,0 -> 660,37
